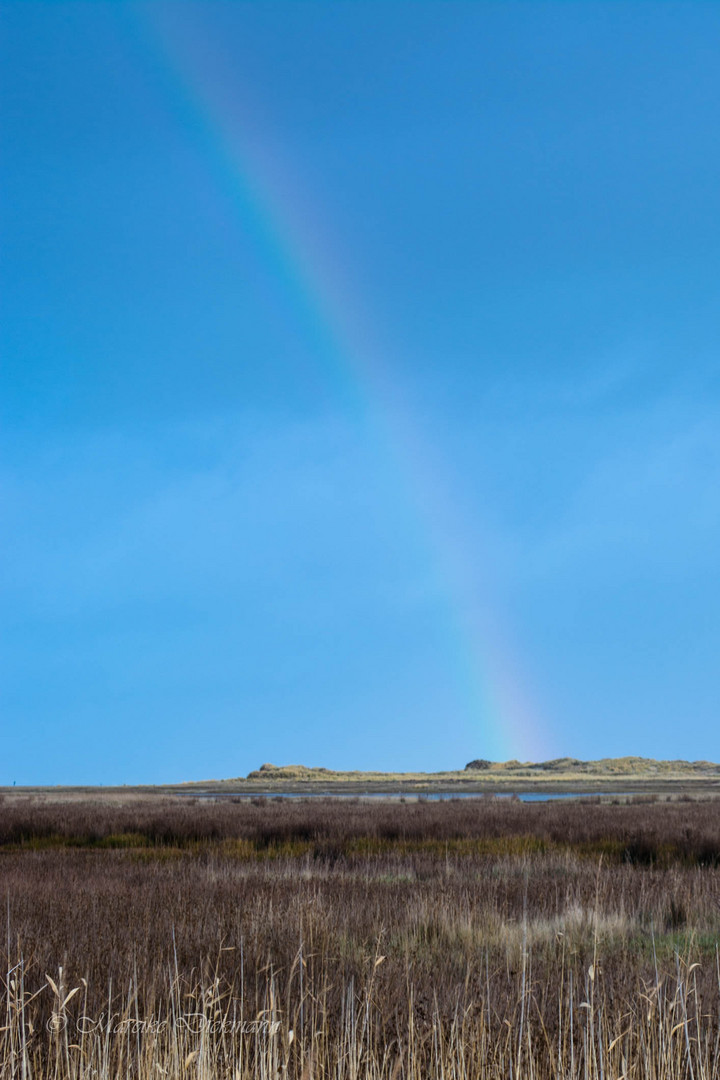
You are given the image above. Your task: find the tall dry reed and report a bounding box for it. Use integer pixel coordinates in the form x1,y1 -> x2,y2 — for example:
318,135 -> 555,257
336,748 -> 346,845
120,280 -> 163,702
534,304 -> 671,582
2,794 -> 720,1077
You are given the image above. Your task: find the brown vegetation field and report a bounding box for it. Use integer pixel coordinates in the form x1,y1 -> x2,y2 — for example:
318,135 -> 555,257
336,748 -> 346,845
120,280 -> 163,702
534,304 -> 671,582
3,793 -> 720,1078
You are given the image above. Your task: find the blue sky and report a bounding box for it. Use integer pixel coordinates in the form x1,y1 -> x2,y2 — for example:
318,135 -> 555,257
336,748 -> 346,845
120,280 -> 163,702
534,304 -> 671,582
3,2 -> 720,784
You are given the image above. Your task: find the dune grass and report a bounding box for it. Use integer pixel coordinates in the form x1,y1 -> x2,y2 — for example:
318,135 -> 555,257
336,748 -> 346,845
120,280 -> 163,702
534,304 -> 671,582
243,757 -> 720,786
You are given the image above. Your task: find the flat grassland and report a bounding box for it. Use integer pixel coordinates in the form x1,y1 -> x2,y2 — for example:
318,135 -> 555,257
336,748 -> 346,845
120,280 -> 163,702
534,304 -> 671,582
3,790 -> 720,1078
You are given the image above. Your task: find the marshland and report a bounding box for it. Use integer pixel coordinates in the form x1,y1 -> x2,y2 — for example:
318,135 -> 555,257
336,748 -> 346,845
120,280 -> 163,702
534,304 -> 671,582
3,791 -> 720,1078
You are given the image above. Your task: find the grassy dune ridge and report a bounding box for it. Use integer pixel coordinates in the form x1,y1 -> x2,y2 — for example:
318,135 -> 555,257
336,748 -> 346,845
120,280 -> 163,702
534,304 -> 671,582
245,757 -> 720,784
6,756 -> 720,797
251,756 -> 720,778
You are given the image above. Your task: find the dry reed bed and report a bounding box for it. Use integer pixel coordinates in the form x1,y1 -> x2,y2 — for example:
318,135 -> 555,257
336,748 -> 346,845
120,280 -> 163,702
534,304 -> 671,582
2,794 -> 720,856
2,796 -> 720,1077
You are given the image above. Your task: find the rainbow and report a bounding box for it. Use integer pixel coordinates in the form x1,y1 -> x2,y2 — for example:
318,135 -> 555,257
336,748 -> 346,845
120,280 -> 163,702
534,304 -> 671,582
120,5 -> 548,763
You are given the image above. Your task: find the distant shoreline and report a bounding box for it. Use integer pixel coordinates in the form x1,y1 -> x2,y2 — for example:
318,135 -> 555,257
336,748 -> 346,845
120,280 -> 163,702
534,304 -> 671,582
4,757 -> 720,798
